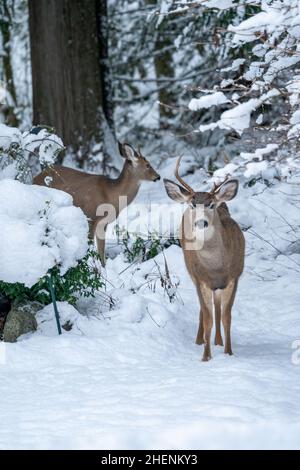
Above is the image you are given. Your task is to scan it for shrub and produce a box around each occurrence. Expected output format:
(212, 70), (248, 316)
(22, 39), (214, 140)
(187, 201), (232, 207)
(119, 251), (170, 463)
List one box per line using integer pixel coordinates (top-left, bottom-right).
(116, 225), (180, 263)
(0, 247), (103, 307)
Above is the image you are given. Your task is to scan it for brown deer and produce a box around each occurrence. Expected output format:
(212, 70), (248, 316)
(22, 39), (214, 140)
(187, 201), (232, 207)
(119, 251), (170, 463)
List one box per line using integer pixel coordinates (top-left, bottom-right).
(34, 142), (160, 266)
(164, 158), (245, 361)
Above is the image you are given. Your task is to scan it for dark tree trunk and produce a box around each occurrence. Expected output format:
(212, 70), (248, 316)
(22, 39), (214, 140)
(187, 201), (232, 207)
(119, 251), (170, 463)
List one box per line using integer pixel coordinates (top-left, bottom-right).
(0, 0), (19, 126)
(28, 0), (114, 168)
(96, 0), (114, 130)
(146, 0), (176, 128)
(154, 35), (176, 128)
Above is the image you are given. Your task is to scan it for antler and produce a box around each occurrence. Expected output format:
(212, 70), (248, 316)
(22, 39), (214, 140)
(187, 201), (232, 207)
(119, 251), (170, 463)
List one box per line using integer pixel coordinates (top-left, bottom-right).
(174, 156), (194, 194)
(210, 174), (230, 194)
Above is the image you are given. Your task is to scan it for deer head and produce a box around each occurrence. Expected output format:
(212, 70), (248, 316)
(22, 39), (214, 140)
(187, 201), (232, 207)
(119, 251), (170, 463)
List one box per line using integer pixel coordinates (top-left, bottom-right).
(163, 157), (239, 231)
(118, 142), (160, 182)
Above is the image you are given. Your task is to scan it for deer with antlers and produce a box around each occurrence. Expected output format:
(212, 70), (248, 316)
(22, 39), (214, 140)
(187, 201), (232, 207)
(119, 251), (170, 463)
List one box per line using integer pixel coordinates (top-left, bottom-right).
(164, 158), (245, 361)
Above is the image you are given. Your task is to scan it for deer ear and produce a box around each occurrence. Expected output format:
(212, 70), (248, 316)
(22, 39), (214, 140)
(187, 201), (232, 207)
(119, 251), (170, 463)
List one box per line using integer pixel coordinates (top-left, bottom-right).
(120, 142), (139, 165)
(214, 179), (239, 202)
(163, 179), (192, 203)
(118, 141), (125, 158)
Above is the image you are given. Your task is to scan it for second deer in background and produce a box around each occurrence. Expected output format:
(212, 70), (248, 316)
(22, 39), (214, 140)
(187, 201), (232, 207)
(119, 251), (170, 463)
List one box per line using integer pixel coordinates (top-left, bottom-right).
(34, 142), (160, 266)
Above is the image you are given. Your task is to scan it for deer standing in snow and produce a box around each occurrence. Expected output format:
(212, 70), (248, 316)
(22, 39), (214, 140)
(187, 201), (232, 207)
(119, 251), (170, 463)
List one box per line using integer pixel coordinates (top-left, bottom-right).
(164, 158), (245, 361)
(34, 142), (160, 266)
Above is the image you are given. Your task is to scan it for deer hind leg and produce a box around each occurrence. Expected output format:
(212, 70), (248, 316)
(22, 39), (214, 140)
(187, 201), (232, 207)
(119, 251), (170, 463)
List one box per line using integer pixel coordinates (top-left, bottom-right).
(195, 308), (204, 345)
(221, 280), (238, 355)
(214, 290), (223, 346)
(198, 284), (214, 362)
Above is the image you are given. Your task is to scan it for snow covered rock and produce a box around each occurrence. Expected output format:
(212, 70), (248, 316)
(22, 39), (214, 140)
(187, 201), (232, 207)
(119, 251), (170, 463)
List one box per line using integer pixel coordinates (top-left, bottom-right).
(0, 179), (89, 287)
(3, 301), (39, 343)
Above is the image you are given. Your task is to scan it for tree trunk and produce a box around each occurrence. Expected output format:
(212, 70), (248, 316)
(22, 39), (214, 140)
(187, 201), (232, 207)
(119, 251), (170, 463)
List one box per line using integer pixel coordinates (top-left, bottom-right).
(146, 0), (176, 128)
(0, 0), (19, 127)
(154, 34), (176, 128)
(28, 0), (115, 169)
(96, 0), (114, 130)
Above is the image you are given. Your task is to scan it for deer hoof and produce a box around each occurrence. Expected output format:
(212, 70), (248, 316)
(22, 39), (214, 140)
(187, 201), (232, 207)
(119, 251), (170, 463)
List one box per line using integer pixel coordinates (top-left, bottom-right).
(202, 355), (211, 362)
(201, 353), (212, 362)
(195, 337), (204, 345)
(214, 335), (224, 346)
(224, 349), (233, 356)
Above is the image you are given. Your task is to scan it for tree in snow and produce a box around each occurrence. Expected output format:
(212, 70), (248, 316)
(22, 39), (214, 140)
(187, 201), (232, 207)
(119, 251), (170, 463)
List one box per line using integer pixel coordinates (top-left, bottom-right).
(0, 0), (31, 128)
(108, 0), (243, 143)
(186, 0), (300, 182)
(28, 0), (116, 170)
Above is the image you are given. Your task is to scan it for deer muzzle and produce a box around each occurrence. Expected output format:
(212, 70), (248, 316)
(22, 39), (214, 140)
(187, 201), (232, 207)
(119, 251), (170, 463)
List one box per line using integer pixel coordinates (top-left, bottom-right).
(195, 219), (209, 229)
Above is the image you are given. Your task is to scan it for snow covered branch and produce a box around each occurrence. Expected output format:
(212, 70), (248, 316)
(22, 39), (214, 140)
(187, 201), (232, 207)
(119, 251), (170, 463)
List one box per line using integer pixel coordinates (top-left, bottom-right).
(0, 123), (64, 182)
(187, 0), (300, 181)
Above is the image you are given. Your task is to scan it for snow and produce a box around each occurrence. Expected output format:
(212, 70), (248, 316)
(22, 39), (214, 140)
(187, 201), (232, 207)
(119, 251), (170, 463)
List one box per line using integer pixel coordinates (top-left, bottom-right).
(0, 123), (22, 151)
(0, 180), (89, 287)
(0, 124), (64, 182)
(2, 0), (300, 448)
(240, 144), (279, 162)
(228, 9), (283, 44)
(1, 167), (300, 449)
(221, 58), (245, 72)
(189, 92), (229, 111)
(189, 0), (300, 158)
(213, 163), (238, 179)
(22, 128), (64, 166)
(22, 127), (64, 166)
(203, 0), (235, 10)
(244, 160), (268, 178)
(199, 90), (280, 135)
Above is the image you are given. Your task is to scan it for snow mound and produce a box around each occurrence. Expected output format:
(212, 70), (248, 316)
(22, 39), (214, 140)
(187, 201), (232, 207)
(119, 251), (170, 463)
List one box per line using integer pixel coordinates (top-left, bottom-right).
(189, 91), (229, 111)
(0, 180), (89, 287)
(36, 302), (82, 336)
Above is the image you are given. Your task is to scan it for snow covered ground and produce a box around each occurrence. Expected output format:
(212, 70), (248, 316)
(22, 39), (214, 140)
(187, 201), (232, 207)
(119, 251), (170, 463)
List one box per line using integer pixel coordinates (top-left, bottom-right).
(1, 162), (300, 450)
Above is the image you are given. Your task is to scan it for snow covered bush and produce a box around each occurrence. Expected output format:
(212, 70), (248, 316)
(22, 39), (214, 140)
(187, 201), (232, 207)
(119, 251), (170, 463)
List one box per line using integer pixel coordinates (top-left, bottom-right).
(0, 179), (102, 305)
(0, 179), (88, 286)
(187, 0), (300, 183)
(0, 247), (103, 306)
(0, 123), (64, 182)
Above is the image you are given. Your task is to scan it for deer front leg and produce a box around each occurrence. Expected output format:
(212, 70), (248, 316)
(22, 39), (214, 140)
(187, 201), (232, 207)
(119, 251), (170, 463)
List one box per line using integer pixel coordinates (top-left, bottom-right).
(197, 284), (214, 362)
(214, 290), (223, 346)
(221, 280), (238, 355)
(93, 217), (107, 268)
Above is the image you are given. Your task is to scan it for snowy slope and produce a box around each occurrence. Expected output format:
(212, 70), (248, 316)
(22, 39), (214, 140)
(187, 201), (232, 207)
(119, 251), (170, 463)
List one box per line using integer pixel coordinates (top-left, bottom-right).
(1, 165), (300, 450)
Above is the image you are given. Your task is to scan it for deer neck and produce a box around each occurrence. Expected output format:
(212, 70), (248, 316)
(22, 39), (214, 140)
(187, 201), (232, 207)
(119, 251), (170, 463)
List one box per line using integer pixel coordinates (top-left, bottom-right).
(107, 161), (141, 210)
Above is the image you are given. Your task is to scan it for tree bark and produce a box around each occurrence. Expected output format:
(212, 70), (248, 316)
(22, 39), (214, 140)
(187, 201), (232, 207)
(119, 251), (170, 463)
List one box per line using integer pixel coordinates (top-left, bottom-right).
(96, 0), (114, 130)
(28, 0), (114, 168)
(0, 0), (19, 126)
(146, 0), (176, 128)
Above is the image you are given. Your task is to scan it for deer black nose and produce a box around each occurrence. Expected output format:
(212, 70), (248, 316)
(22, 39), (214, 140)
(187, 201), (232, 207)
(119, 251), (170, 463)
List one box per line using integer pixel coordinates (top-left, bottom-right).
(196, 219), (209, 229)
(154, 175), (161, 181)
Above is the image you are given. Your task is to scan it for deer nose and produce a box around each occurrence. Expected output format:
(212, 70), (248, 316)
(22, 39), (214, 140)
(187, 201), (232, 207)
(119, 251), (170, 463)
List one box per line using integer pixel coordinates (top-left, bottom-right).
(154, 175), (161, 181)
(196, 219), (209, 229)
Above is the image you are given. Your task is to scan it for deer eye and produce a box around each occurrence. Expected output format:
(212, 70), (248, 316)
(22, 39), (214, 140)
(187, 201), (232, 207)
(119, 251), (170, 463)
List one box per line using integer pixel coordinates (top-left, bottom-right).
(146, 163), (150, 169)
(209, 202), (215, 209)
